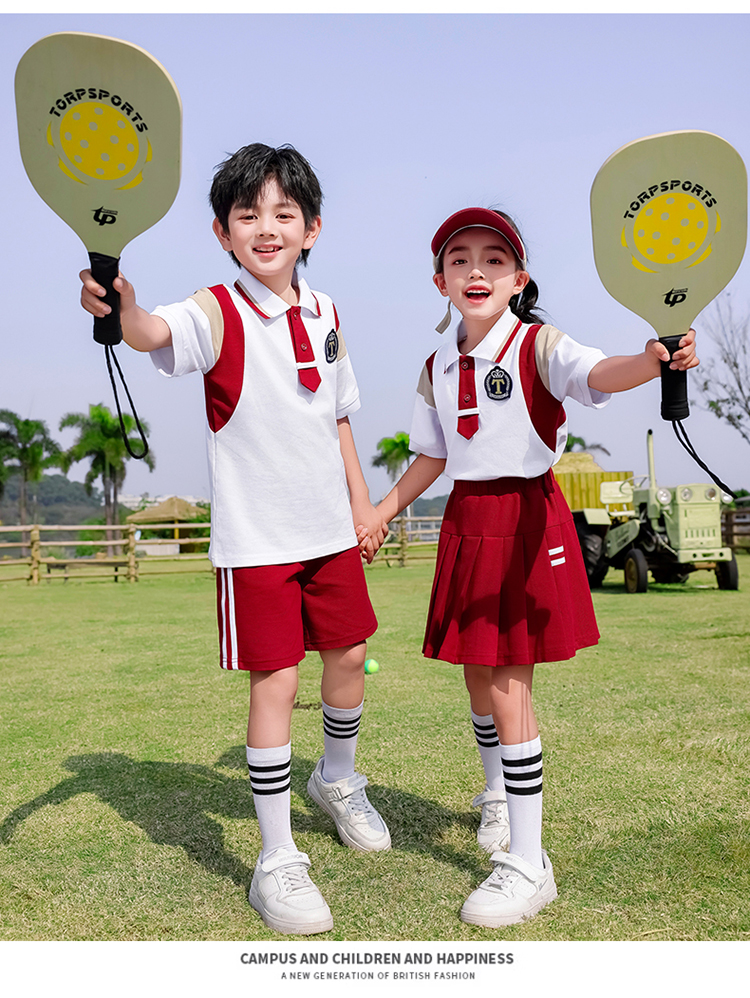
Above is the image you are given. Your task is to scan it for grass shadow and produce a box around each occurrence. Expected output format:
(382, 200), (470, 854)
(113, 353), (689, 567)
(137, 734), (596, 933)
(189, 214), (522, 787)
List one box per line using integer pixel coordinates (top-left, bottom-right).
(3, 747), (488, 891)
(1, 752), (255, 888)
(216, 744), (487, 880)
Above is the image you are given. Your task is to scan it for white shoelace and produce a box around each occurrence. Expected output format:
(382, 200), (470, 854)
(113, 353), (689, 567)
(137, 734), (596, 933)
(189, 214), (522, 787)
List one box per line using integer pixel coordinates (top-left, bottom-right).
(485, 864), (522, 895)
(278, 863), (314, 893)
(482, 800), (507, 825)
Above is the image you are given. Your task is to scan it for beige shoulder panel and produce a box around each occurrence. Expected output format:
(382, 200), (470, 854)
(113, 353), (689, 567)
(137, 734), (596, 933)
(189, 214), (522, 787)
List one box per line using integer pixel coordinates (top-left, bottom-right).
(335, 327), (348, 361)
(416, 363), (436, 408)
(189, 288), (224, 359)
(534, 324), (566, 393)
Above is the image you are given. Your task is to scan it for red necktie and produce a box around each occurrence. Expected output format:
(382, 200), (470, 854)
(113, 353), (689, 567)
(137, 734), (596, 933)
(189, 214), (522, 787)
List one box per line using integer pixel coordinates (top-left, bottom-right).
(287, 306), (321, 393)
(457, 356), (478, 439)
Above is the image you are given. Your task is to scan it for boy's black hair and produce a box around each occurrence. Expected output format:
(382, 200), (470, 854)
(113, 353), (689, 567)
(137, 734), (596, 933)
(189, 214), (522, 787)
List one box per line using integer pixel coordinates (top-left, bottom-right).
(209, 143), (323, 267)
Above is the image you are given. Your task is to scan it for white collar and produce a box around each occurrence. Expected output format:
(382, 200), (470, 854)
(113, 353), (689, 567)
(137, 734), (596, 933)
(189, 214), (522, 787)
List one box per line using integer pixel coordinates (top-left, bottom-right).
(442, 307), (520, 371)
(234, 267), (321, 319)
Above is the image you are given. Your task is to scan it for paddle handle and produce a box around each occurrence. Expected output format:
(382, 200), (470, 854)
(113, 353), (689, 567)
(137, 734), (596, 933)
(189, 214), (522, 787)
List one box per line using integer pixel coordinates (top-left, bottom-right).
(659, 334), (690, 421)
(89, 252), (123, 345)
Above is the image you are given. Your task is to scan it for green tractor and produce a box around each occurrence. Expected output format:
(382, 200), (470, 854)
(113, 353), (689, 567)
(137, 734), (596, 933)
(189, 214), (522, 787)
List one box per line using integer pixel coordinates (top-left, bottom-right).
(588, 430), (737, 593)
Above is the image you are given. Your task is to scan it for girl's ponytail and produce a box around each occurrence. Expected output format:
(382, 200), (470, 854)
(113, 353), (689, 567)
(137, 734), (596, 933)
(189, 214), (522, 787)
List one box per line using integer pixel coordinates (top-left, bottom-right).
(491, 210), (548, 325)
(510, 277), (546, 324)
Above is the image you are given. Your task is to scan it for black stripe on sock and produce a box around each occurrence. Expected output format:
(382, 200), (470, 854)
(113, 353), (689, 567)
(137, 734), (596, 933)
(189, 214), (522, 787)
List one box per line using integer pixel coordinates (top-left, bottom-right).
(505, 783), (543, 796)
(247, 761), (291, 775)
(323, 714), (361, 729)
(503, 767), (543, 783)
(250, 780), (292, 796)
(501, 751), (543, 768)
(323, 719), (360, 739)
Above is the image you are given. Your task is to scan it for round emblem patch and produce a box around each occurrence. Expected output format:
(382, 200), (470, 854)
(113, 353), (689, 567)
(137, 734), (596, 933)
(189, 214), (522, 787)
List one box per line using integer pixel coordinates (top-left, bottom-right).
(484, 366), (512, 400)
(325, 329), (339, 363)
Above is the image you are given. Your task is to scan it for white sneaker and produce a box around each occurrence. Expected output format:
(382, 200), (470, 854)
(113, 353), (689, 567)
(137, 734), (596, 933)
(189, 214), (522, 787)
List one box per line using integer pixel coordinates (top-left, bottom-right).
(307, 757), (391, 852)
(472, 788), (510, 854)
(248, 849), (333, 935)
(460, 850), (557, 927)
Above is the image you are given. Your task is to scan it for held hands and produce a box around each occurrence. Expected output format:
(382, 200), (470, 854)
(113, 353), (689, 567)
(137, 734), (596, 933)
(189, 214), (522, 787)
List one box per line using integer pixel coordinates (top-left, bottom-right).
(352, 498), (389, 564)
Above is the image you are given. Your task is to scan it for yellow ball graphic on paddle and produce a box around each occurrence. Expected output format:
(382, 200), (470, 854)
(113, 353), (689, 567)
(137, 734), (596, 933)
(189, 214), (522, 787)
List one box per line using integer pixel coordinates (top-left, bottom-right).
(624, 190), (720, 273)
(48, 102), (149, 190)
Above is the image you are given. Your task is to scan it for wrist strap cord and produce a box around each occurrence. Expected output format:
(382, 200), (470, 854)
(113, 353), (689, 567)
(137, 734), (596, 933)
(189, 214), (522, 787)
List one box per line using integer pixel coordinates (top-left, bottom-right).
(671, 419), (735, 499)
(104, 344), (149, 460)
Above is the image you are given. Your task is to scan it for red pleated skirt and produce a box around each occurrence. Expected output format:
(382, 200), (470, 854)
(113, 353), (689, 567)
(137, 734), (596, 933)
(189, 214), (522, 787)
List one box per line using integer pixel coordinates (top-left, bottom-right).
(423, 471), (599, 667)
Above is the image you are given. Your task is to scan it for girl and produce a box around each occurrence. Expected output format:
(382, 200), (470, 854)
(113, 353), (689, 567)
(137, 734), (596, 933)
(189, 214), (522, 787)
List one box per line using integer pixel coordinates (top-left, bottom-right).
(372, 207), (698, 927)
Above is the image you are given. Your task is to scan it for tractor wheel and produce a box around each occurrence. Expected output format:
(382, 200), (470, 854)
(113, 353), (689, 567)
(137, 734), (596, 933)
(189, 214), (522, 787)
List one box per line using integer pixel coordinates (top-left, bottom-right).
(716, 553), (739, 590)
(576, 524), (609, 588)
(624, 549), (648, 593)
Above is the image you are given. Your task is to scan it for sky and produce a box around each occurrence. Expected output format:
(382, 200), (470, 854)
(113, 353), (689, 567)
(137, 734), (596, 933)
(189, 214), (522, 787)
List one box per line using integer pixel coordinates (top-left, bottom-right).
(4, 10), (750, 507)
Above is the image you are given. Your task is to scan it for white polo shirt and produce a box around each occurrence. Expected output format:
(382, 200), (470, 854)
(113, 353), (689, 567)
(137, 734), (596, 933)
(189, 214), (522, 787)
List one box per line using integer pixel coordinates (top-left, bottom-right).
(410, 307), (610, 480)
(150, 268), (360, 567)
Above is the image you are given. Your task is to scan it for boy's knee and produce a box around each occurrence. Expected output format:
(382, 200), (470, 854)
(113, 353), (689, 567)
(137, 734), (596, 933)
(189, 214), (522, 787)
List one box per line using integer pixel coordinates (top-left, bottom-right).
(322, 642), (367, 676)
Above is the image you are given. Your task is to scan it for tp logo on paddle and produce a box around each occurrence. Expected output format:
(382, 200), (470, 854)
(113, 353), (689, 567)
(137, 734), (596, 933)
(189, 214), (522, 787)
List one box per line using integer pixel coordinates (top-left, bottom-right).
(93, 206), (118, 226)
(664, 288), (688, 307)
(619, 183), (722, 276)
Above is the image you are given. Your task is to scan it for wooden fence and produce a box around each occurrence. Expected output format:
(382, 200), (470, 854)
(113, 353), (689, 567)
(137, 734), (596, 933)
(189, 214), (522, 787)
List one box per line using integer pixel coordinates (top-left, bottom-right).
(0, 520), (211, 584)
(1, 508), (747, 584)
(723, 508), (750, 551)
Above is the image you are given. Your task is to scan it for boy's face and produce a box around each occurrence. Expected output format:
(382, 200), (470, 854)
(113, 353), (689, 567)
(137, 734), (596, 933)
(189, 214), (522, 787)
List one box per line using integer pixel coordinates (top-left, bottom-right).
(212, 178), (321, 290)
(433, 227), (529, 325)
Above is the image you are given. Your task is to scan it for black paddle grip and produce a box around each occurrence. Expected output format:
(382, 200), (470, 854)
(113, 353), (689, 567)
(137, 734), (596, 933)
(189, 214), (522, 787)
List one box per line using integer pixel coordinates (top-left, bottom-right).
(659, 334), (690, 422)
(89, 252), (123, 345)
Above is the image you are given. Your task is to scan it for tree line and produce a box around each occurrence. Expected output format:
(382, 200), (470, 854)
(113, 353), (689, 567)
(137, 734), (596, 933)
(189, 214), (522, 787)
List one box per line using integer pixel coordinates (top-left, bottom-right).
(0, 404), (154, 530)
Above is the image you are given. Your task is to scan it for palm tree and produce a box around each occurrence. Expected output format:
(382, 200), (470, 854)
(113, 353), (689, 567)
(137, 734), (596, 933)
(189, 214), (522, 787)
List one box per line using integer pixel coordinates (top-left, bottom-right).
(0, 409), (62, 526)
(372, 431), (414, 482)
(565, 433), (611, 457)
(372, 431), (415, 521)
(60, 404), (155, 550)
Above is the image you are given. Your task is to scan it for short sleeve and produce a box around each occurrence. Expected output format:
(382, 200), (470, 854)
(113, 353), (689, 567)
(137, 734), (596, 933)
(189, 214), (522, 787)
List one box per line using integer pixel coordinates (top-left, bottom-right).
(409, 362), (447, 459)
(335, 349), (361, 419)
(540, 328), (610, 408)
(149, 296), (217, 378)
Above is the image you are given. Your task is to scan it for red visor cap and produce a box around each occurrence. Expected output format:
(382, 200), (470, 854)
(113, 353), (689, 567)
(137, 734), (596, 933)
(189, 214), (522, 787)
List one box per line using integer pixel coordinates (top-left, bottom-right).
(431, 208), (527, 271)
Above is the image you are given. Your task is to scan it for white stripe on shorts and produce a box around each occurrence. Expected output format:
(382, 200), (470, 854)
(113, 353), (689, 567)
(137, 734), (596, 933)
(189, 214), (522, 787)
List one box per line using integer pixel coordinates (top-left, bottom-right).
(220, 568), (239, 670)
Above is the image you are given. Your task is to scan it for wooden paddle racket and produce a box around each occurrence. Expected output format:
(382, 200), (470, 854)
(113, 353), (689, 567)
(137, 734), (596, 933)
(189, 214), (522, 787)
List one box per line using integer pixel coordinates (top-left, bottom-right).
(591, 131), (746, 494)
(15, 32), (182, 456)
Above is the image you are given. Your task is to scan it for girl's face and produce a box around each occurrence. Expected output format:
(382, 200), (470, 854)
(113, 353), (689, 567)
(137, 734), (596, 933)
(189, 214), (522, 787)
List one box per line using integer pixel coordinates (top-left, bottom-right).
(433, 227), (529, 328)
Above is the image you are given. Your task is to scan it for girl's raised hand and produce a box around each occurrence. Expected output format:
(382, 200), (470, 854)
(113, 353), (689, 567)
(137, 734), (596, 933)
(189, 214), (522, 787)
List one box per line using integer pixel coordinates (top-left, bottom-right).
(647, 327), (699, 371)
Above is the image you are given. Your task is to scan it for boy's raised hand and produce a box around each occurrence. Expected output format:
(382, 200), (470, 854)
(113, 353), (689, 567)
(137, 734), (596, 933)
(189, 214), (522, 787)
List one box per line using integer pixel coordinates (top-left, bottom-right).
(80, 268), (136, 320)
(78, 268), (171, 352)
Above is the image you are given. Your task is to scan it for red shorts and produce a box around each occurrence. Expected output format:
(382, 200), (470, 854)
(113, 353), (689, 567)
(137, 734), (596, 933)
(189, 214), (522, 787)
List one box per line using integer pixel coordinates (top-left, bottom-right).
(423, 472), (599, 667)
(216, 546), (377, 671)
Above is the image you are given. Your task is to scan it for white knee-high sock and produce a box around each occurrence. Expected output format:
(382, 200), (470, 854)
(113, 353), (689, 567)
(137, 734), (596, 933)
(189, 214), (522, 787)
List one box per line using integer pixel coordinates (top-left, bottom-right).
(246, 743), (295, 862)
(471, 710), (505, 793)
(501, 736), (544, 869)
(321, 699), (363, 782)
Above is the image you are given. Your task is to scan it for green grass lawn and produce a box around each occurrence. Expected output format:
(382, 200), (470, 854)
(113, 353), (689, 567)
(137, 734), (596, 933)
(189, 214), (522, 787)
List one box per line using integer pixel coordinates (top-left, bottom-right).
(0, 558), (748, 941)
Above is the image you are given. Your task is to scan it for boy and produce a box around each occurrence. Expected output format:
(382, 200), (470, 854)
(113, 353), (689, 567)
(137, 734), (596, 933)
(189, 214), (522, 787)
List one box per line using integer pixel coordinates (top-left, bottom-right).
(80, 143), (391, 936)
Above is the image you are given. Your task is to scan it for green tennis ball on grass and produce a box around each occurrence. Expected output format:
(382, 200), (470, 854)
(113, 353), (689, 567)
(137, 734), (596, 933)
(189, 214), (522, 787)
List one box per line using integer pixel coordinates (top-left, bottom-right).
(364, 658), (380, 674)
